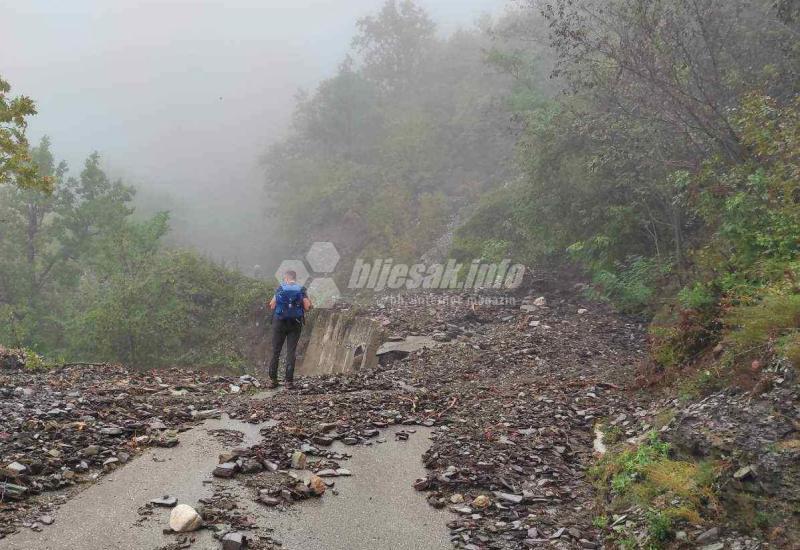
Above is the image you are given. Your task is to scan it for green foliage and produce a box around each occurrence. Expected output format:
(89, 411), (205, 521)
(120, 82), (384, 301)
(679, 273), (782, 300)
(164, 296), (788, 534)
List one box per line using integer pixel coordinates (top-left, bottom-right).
(22, 348), (46, 370)
(70, 249), (267, 367)
(724, 290), (800, 360)
(0, 140), (267, 368)
(646, 510), (674, 544)
(592, 432), (670, 493)
(581, 256), (669, 313)
(592, 515), (608, 529)
(592, 432), (719, 546)
(456, 0), (800, 326)
(0, 76), (50, 192)
(266, 0), (517, 260)
(451, 186), (533, 262)
(677, 283), (718, 312)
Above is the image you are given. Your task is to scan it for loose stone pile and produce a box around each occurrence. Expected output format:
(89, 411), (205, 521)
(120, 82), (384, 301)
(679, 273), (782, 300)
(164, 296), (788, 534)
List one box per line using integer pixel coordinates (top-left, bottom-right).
(219, 289), (648, 549)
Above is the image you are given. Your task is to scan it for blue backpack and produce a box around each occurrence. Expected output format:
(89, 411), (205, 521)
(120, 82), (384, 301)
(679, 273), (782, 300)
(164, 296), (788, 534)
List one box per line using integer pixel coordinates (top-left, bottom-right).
(274, 283), (305, 320)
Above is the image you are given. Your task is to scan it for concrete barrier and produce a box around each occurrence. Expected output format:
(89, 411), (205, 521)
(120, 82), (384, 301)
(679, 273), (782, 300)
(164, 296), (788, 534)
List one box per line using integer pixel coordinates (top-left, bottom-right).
(295, 310), (385, 377)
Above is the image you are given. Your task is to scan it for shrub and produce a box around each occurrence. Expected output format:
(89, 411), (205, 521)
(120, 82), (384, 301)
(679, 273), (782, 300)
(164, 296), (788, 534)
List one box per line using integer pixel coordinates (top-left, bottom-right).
(592, 432), (719, 546)
(724, 291), (800, 362)
(582, 256), (670, 313)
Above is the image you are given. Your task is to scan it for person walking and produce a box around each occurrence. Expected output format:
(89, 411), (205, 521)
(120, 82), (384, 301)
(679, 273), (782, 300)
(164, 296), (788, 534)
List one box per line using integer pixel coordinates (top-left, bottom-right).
(267, 270), (312, 389)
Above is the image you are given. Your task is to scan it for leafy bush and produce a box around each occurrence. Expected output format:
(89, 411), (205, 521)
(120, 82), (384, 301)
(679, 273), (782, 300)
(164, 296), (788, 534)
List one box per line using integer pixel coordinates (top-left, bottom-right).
(678, 283), (719, 312)
(582, 256), (670, 313)
(724, 291), (800, 362)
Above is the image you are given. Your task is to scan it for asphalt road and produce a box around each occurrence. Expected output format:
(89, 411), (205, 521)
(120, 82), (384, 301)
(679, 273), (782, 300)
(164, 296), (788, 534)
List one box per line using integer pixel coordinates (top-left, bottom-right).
(2, 416), (449, 550)
(250, 425), (450, 550)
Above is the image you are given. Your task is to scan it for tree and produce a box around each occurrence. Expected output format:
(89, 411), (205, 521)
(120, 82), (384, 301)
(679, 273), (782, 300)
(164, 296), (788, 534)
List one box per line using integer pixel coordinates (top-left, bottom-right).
(0, 76), (49, 192)
(352, 0), (436, 95)
(538, 0), (799, 163)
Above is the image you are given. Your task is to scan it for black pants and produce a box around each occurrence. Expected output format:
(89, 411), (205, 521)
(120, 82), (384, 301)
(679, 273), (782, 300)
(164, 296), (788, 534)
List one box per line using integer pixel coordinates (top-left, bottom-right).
(268, 318), (302, 381)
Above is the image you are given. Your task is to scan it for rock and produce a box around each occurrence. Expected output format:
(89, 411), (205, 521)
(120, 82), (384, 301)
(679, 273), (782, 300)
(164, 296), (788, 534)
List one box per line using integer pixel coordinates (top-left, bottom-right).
(258, 495), (281, 507)
(213, 462), (238, 478)
(151, 495), (178, 507)
(312, 435), (334, 446)
(316, 469), (338, 477)
(413, 478), (430, 491)
(308, 474), (326, 496)
(700, 544), (724, 550)
(733, 465), (754, 480)
(533, 296), (547, 306)
(577, 308), (588, 314)
(493, 491), (523, 504)
(471, 495), (490, 509)
(222, 531), (246, 550)
(290, 451), (307, 470)
(169, 504), (203, 533)
(449, 493), (465, 504)
(335, 468), (351, 476)
(240, 459), (263, 474)
(696, 527), (720, 543)
(6, 461), (27, 475)
(192, 409), (221, 420)
(38, 515), (54, 526)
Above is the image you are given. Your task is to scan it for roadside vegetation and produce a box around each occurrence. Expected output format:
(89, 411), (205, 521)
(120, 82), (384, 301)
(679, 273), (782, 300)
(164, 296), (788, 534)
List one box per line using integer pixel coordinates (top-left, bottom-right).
(0, 132), (268, 367)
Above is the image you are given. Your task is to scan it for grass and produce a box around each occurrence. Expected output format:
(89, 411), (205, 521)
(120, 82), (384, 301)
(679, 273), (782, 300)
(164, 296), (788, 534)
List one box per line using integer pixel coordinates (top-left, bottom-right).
(599, 422), (626, 446)
(591, 432), (720, 548)
(725, 293), (800, 351)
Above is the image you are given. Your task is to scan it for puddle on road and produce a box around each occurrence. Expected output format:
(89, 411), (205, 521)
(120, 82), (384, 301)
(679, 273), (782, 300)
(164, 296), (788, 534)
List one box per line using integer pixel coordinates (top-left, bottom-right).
(1, 414), (272, 550)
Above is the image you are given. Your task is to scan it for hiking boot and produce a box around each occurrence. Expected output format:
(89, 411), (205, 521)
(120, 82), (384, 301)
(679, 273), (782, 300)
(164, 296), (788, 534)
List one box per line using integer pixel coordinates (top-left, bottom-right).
(268, 379), (279, 389)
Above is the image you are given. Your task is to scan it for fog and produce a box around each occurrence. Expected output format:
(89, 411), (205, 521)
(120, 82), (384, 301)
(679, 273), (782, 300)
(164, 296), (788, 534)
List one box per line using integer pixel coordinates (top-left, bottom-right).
(1, 0), (506, 270)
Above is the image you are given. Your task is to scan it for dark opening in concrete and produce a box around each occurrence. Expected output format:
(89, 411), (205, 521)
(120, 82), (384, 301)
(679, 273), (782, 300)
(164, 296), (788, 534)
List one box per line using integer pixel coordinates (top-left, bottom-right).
(352, 343), (366, 370)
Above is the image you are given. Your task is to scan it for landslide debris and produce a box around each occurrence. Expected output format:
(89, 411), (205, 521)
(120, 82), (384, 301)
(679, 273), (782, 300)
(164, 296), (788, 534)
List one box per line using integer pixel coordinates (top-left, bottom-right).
(219, 289), (649, 549)
(0, 363), (258, 538)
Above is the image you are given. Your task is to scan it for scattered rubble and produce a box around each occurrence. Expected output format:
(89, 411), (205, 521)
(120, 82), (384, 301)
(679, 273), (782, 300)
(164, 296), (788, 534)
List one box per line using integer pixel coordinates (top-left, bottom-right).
(217, 288), (649, 549)
(0, 364), (255, 537)
(5, 284), (786, 549)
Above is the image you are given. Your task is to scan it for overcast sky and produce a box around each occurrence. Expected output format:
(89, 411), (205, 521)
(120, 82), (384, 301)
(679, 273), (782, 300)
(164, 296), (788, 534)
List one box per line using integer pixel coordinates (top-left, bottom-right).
(1, 0), (508, 192)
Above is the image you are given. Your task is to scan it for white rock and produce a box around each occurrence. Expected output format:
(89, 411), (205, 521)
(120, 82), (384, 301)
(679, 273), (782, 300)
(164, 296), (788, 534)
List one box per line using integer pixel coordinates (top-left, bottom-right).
(6, 461), (27, 475)
(290, 451), (307, 470)
(169, 504), (203, 533)
(533, 296), (546, 306)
